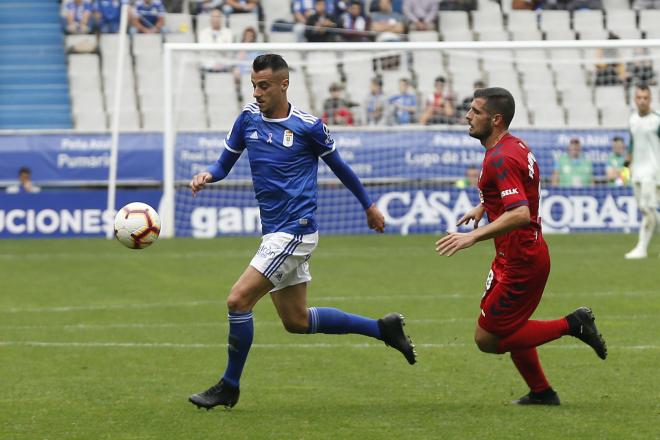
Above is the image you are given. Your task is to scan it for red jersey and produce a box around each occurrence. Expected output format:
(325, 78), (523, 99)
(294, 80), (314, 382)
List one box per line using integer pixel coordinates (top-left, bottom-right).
(478, 133), (544, 266)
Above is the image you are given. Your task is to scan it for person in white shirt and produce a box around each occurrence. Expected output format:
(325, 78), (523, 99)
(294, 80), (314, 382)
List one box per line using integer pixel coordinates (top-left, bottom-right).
(625, 84), (660, 259)
(198, 8), (234, 71)
(198, 8), (233, 44)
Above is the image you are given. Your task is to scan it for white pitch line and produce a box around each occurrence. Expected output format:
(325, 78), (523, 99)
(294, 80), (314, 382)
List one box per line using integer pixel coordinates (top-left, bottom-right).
(0, 340), (657, 350)
(1, 290), (655, 314)
(0, 315), (655, 331)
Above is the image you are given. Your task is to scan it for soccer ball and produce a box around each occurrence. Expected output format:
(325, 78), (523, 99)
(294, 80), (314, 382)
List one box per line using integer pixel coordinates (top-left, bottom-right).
(113, 202), (161, 249)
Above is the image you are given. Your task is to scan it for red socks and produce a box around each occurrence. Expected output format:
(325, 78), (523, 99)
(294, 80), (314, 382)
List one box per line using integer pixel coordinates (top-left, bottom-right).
(510, 348), (550, 392)
(496, 318), (569, 353)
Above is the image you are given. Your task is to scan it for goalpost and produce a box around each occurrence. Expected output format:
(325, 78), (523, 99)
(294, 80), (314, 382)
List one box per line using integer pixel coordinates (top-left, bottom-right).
(159, 39), (660, 238)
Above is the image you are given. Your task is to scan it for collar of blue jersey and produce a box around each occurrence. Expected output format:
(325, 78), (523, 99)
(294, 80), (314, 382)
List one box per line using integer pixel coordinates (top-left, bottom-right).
(261, 103), (293, 122)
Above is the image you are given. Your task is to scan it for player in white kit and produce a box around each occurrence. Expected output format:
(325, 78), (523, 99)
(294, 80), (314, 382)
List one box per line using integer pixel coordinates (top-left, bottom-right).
(625, 84), (660, 259)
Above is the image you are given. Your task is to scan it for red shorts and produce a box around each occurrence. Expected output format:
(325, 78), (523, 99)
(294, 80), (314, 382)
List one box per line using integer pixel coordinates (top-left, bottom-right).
(478, 241), (551, 337)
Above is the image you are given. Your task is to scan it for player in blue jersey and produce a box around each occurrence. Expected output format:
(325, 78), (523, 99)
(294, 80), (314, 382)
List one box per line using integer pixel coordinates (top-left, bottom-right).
(188, 54), (417, 410)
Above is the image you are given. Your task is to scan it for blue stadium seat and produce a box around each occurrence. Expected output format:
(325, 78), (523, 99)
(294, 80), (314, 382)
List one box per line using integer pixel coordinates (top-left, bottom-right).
(0, 1), (71, 129)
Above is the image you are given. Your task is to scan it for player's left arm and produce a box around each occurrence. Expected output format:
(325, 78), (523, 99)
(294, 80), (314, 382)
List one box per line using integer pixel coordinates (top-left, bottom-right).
(309, 120), (384, 232)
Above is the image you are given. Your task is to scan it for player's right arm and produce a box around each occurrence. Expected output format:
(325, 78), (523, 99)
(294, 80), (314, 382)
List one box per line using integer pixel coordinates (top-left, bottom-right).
(190, 111), (246, 196)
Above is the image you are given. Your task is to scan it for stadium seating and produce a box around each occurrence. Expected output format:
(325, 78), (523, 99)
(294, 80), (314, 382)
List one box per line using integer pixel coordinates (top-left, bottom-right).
(0, 0), (71, 129)
(3, 0), (650, 132)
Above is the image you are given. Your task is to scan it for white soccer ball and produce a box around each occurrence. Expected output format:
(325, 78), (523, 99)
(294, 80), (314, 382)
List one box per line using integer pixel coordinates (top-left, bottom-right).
(113, 202), (161, 249)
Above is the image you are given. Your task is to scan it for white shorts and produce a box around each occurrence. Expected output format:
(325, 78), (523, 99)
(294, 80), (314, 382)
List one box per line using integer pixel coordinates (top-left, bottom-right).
(633, 181), (660, 211)
(250, 231), (319, 292)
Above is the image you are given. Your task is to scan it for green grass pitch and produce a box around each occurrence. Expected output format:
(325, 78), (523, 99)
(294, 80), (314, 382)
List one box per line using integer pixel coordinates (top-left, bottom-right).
(1, 234), (659, 439)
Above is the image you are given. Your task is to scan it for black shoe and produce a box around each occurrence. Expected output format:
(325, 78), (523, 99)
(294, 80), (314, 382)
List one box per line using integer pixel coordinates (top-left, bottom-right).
(378, 312), (417, 365)
(566, 307), (607, 360)
(189, 379), (240, 410)
(512, 388), (561, 406)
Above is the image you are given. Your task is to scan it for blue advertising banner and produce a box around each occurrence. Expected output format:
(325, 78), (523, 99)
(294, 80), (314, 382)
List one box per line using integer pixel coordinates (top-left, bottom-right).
(0, 129), (628, 183)
(0, 187), (638, 238)
(177, 186), (639, 238)
(0, 190), (161, 238)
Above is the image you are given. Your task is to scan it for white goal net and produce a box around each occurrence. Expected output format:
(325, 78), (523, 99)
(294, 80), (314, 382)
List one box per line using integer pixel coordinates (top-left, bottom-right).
(159, 40), (660, 238)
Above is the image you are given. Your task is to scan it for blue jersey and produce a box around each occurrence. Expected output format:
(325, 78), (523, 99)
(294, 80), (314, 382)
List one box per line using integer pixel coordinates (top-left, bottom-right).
(94, 0), (127, 23)
(66, 0), (93, 22)
(133, 0), (165, 28)
(389, 93), (417, 124)
(222, 103), (336, 235)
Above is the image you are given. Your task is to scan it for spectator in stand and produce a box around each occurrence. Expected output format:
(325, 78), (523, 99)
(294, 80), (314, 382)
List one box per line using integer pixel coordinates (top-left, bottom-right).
(460, 79), (486, 116)
(292, 0), (317, 41)
(419, 76), (457, 125)
(322, 83), (355, 126)
(64, 0), (93, 34)
(438, 0), (476, 11)
(594, 33), (626, 86)
(199, 8), (233, 44)
(606, 136), (630, 187)
(364, 76), (387, 125)
(454, 165), (480, 189)
(223, 0), (260, 15)
(132, 0), (166, 33)
(324, 0), (346, 16)
(551, 137), (594, 187)
(192, 0), (223, 15)
(199, 8), (234, 71)
(511, 0), (541, 9)
(369, 0), (403, 13)
(340, 0), (372, 42)
(6, 167), (41, 194)
(233, 27), (263, 81)
(633, 0), (660, 8)
(94, 0), (129, 34)
(371, 0), (407, 42)
(403, 0), (437, 31)
(529, 0), (602, 8)
(388, 78), (417, 124)
(305, 0), (340, 42)
(627, 47), (656, 87)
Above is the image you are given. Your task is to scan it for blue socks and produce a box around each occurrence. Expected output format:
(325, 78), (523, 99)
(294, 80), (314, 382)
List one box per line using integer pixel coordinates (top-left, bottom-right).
(221, 308), (381, 387)
(307, 307), (381, 339)
(221, 311), (253, 388)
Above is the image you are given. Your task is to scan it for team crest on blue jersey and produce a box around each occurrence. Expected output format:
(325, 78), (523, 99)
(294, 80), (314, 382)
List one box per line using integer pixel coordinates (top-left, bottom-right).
(283, 130), (294, 147)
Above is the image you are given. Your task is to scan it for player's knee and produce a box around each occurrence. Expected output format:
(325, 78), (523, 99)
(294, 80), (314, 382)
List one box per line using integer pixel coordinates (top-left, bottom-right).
(226, 290), (251, 313)
(474, 333), (498, 354)
(281, 316), (309, 334)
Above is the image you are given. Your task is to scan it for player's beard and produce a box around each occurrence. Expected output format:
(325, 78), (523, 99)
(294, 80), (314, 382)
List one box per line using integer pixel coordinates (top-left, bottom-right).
(468, 120), (493, 141)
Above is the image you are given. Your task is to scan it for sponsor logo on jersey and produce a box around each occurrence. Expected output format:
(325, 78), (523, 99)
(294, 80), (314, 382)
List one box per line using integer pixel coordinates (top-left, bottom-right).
(249, 131), (258, 140)
(501, 188), (519, 198)
(283, 130), (294, 147)
(323, 124), (334, 145)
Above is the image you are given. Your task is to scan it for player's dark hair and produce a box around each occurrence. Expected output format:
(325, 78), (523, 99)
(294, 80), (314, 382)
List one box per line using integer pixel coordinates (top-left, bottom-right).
(636, 83), (651, 93)
(252, 54), (289, 73)
(18, 166), (30, 175)
(612, 135), (624, 142)
(473, 87), (515, 128)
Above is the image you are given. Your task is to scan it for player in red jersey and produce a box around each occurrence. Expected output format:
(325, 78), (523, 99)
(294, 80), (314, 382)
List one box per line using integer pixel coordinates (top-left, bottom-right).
(436, 87), (607, 405)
